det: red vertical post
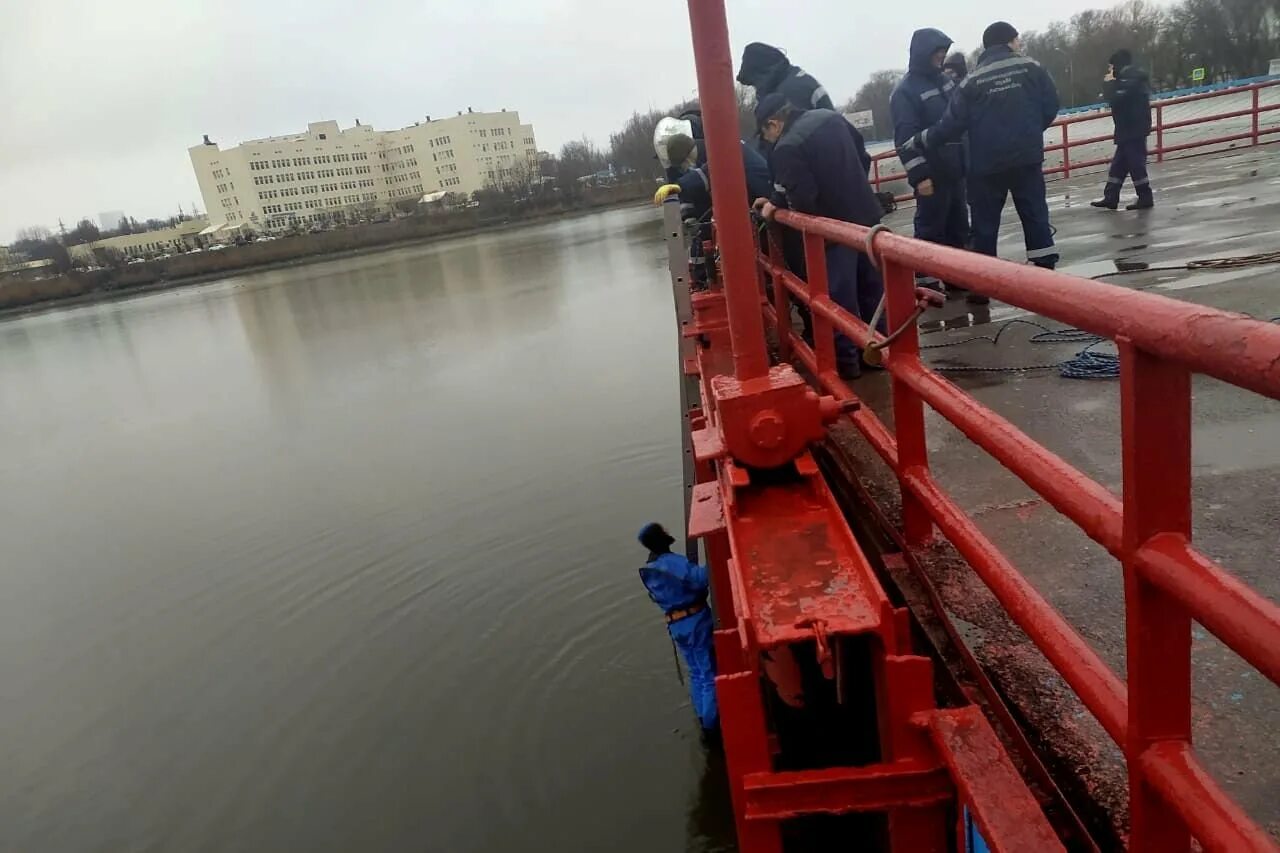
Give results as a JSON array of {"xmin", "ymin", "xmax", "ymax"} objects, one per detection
[
  {"xmin": 1251, "ymin": 86, "xmax": 1261, "ymax": 146},
  {"xmin": 803, "ymin": 231, "xmax": 837, "ymax": 376},
  {"xmin": 883, "ymin": 257, "xmax": 933, "ymax": 546},
  {"xmin": 685, "ymin": 0, "xmax": 769, "ymax": 381},
  {"xmin": 1155, "ymin": 104, "xmax": 1165, "ymax": 162},
  {"xmin": 1061, "ymin": 123, "xmax": 1071, "ymax": 179},
  {"xmin": 1119, "ymin": 340, "xmax": 1192, "ymax": 853},
  {"xmin": 873, "ymin": 157, "xmax": 881, "ymax": 193},
  {"xmin": 718, "ymin": 671, "xmax": 784, "ymax": 853},
  {"xmin": 766, "ymin": 226, "xmax": 791, "ymax": 363}
]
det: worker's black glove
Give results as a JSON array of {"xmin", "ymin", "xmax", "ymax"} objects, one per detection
[{"xmin": 876, "ymin": 192, "xmax": 897, "ymax": 215}]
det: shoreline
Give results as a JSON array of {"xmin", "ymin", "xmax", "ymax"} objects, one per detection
[{"xmin": 0, "ymin": 196, "xmax": 648, "ymax": 322}]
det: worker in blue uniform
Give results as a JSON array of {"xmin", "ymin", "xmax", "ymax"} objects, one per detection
[
  {"xmin": 908, "ymin": 22, "xmax": 1061, "ymax": 272},
  {"xmin": 891, "ymin": 29, "xmax": 973, "ymax": 300},
  {"xmin": 736, "ymin": 43, "xmax": 835, "ymax": 112},
  {"xmin": 752, "ymin": 93, "xmax": 885, "ymax": 380},
  {"xmin": 638, "ymin": 522, "xmax": 719, "ymax": 739},
  {"xmin": 1091, "ymin": 49, "xmax": 1154, "ymax": 210},
  {"xmin": 653, "ymin": 113, "xmax": 773, "ymax": 287}
]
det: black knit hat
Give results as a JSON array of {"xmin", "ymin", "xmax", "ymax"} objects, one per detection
[
  {"xmin": 1109, "ymin": 49, "xmax": 1133, "ymax": 68},
  {"xmin": 982, "ymin": 21, "xmax": 1019, "ymax": 48},
  {"xmin": 638, "ymin": 522, "xmax": 675, "ymax": 553}
]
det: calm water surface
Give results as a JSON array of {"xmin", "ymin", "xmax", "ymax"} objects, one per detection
[{"xmin": 0, "ymin": 207, "xmax": 735, "ymax": 852}]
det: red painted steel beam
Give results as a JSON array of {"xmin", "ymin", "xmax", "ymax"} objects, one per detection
[
  {"xmin": 760, "ymin": 302, "xmax": 900, "ymax": 469},
  {"xmin": 899, "ymin": 467, "xmax": 1129, "ymax": 745},
  {"xmin": 768, "ymin": 249, "xmax": 1129, "ymax": 554},
  {"xmin": 741, "ymin": 761, "xmax": 953, "ymax": 820},
  {"xmin": 684, "ymin": 0, "xmax": 768, "ymax": 381},
  {"xmin": 922, "ymin": 707, "xmax": 1065, "ymax": 853},
  {"xmin": 772, "ymin": 211, "xmax": 1280, "ymax": 400},
  {"xmin": 1138, "ymin": 741, "xmax": 1280, "ymax": 853},
  {"xmin": 1150, "ymin": 80, "xmax": 1279, "ymax": 109},
  {"xmin": 1134, "ymin": 533, "xmax": 1280, "ymax": 685},
  {"xmin": 892, "ymin": 358, "xmax": 1124, "ymax": 554}
]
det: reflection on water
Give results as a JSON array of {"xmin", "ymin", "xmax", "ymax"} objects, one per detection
[{"xmin": 0, "ymin": 207, "xmax": 734, "ymax": 852}]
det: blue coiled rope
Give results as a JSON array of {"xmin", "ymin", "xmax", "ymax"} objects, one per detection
[{"xmin": 920, "ymin": 319, "xmax": 1121, "ymax": 379}]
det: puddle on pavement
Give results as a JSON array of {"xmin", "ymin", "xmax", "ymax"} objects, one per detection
[{"xmin": 1173, "ymin": 194, "xmax": 1258, "ymax": 209}]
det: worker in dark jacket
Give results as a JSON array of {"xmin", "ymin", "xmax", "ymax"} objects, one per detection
[
  {"xmin": 638, "ymin": 522, "xmax": 718, "ymax": 740},
  {"xmin": 653, "ymin": 115, "xmax": 773, "ymax": 285},
  {"xmin": 752, "ymin": 94, "xmax": 885, "ymax": 379},
  {"xmin": 891, "ymin": 28, "xmax": 970, "ymax": 297},
  {"xmin": 654, "ymin": 132, "xmax": 774, "ymax": 223},
  {"xmin": 736, "ymin": 43, "xmax": 835, "ymax": 112},
  {"xmin": 909, "ymin": 22, "xmax": 1061, "ymax": 271},
  {"xmin": 1091, "ymin": 49, "xmax": 1154, "ymax": 210}
]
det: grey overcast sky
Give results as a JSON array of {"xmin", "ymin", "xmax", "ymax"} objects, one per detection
[{"xmin": 2, "ymin": 0, "xmax": 1139, "ymax": 240}]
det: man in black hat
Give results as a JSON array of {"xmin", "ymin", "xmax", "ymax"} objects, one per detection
[
  {"xmin": 752, "ymin": 93, "xmax": 884, "ymax": 379},
  {"xmin": 1091, "ymin": 49, "xmax": 1154, "ymax": 210},
  {"xmin": 736, "ymin": 43, "xmax": 835, "ymax": 113},
  {"xmin": 637, "ymin": 522, "xmax": 718, "ymax": 740},
  {"xmin": 906, "ymin": 21, "xmax": 1061, "ymax": 273}
]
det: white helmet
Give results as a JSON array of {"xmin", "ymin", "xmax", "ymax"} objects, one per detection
[{"xmin": 653, "ymin": 117, "xmax": 697, "ymax": 169}]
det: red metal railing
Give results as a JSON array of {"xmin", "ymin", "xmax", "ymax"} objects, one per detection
[
  {"xmin": 756, "ymin": 211, "xmax": 1280, "ymax": 852},
  {"xmin": 868, "ymin": 78, "xmax": 1280, "ymax": 195}
]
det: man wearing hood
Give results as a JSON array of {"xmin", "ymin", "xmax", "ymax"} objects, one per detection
[
  {"xmin": 907, "ymin": 21, "xmax": 1060, "ymax": 272},
  {"xmin": 890, "ymin": 29, "xmax": 973, "ymax": 300},
  {"xmin": 736, "ymin": 43, "xmax": 835, "ymax": 112},
  {"xmin": 1091, "ymin": 49, "xmax": 1154, "ymax": 210}
]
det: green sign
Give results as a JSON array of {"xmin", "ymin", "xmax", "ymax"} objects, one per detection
[{"xmin": 1191, "ymin": 67, "xmax": 1206, "ymax": 82}]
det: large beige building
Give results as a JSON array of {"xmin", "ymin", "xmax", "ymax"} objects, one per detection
[{"xmin": 190, "ymin": 110, "xmax": 537, "ymax": 232}]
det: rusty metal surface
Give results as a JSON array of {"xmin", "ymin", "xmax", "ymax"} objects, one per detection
[
  {"xmin": 731, "ymin": 476, "xmax": 888, "ymax": 649},
  {"xmin": 924, "ymin": 707, "xmax": 1065, "ymax": 853}
]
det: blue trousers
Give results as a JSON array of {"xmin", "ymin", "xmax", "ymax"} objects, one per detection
[
  {"xmin": 968, "ymin": 164, "xmax": 1058, "ymax": 269},
  {"xmin": 913, "ymin": 178, "xmax": 969, "ymax": 289},
  {"xmin": 826, "ymin": 244, "xmax": 886, "ymax": 367},
  {"xmin": 1103, "ymin": 138, "xmax": 1152, "ymax": 203},
  {"xmin": 670, "ymin": 608, "xmax": 718, "ymax": 730}
]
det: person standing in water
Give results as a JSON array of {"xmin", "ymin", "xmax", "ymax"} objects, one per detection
[{"xmin": 637, "ymin": 522, "xmax": 718, "ymax": 741}]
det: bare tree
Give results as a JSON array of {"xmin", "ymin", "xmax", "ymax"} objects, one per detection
[
  {"xmin": 15, "ymin": 225, "xmax": 53, "ymax": 243},
  {"xmin": 847, "ymin": 70, "xmax": 904, "ymax": 140},
  {"xmin": 67, "ymin": 219, "xmax": 101, "ymax": 246},
  {"xmin": 610, "ymin": 109, "xmax": 668, "ymax": 180},
  {"xmin": 556, "ymin": 138, "xmax": 608, "ymax": 194}
]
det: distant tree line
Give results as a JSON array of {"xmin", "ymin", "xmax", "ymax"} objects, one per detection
[{"xmin": 844, "ymin": 0, "xmax": 1280, "ymax": 140}]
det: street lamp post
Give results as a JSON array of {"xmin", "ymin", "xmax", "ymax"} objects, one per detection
[{"xmin": 1050, "ymin": 48, "xmax": 1076, "ymax": 106}]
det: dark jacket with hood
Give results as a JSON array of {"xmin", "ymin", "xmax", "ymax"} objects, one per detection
[
  {"xmin": 915, "ymin": 44, "xmax": 1060, "ymax": 176},
  {"xmin": 1104, "ymin": 53, "xmax": 1152, "ymax": 141},
  {"xmin": 737, "ymin": 43, "xmax": 835, "ymax": 112},
  {"xmin": 768, "ymin": 108, "xmax": 882, "ymax": 227},
  {"xmin": 890, "ymin": 29, "xmax": 965, "ymax": 187}
]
